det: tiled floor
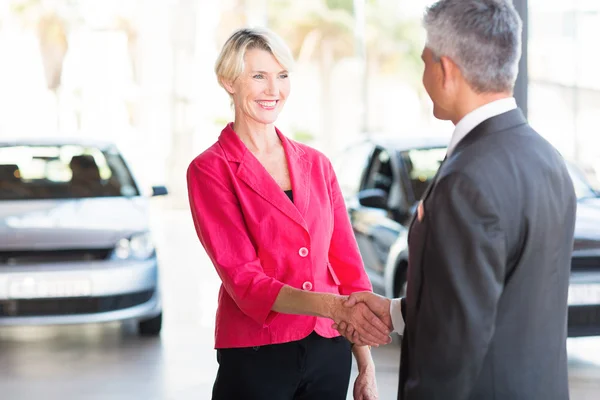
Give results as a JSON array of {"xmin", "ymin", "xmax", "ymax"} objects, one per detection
[{"xmin": 0, "ymin": 208, "xmax": 598, "ymax": 399}]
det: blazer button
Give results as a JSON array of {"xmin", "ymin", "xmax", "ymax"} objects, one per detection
[
  {"xmin": 302, "ymin": 281, "xmax": 313, "ymax": 291},
  {"xmin": 298, "ymin": 247, "xmax": 309, "ymax": 257}
]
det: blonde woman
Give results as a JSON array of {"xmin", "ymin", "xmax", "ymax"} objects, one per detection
[{"xmin": 187, "ymin": 28, "xmax": 390, "ymax": 399}]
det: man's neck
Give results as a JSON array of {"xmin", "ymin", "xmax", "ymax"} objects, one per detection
[{"xmin": 451, "ymin": 92, "xmax": 513, "ymax": 125}]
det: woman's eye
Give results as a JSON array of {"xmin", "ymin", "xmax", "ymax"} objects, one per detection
[
  {"xmin": 253, "ymin": 74, "xmax": 264, "ymax": 79},
  {"xmin": 279, "ymin": 74, "xmax": 289, "ymax": 79}
]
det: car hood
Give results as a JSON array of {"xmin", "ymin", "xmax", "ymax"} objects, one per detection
[
  {"xmin": 0, "ymin": 197, "xmax": 150, "ymax": 250},
  {"xmin": 574, "ymin": 197, "xmax": 600, "ymax": 252}
]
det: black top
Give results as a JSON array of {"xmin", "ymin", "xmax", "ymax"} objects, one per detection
[{"xmin": 284, "ymin": 189, "xmax": 293, "ymax": 202}]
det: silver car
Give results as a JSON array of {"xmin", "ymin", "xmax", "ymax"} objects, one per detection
[{"xmin": 0, "ymin": 139, "xmax": 166, "ymax": 336}]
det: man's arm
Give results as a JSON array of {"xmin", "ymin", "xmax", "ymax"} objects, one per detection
[
  {"xmin": 404, "ymin": 173, "xmax": 505, "ymax": 399},
  {"xmin": 390, "ymin": 297, "xmax": 405, "ymax": 333}
]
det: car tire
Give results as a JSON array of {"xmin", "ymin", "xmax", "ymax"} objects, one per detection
[{"xmin": 138, "ymin": 312, "xmax": 162, "ymax": 336}]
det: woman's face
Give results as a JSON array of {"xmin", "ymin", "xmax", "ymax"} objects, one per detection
[{"xmin": 228, "ymin": 48, "xmax": 290, "ymax": 126}]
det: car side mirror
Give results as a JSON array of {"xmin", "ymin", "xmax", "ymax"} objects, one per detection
[
  {"xmin": 357, "ymin": 188, "xmax": 388, "ymax": 209},
  {"xmin": 151, "ymin": 185, "xmax": 168, "ymax": 197}
]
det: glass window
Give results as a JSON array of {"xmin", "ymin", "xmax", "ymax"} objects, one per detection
[
  {"xmin": 529, "ymin": 1, "xmax": 600, "ymax": 178},
  {"xmin": 400, "ymin": 147, "xmax": 446, "ymax": 201},
  {"xmin": 0, "ymin": 145, "xmax": 139, "ymax": 200}
]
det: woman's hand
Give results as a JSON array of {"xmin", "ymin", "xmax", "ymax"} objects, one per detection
[{"xmin": 353, "ymin": 364, "xmax": 378, "ymax": 400}]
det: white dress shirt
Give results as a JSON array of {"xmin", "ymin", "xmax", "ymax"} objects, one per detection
[
  {"xmin": 447, "ymin": 97, "xmax": 517, "ymax": 157},
  {"xmin": 388, "ymin": 97, "xmax": 518, "ymax": 333}
]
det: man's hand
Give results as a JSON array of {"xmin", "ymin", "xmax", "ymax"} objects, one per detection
[
  {"xmin": 332, "ymin": 292, "xmax": 393, "ymax": 346},
  {"xmin": 328, "ymin": 296, "xmax": 391, "ymax": 347}
]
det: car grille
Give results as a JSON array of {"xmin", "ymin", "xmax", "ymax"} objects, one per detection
[
  {"xmin": 0, "ymin": 289, "xmax": 154, "ymax": 317},
  {"xmin": 0, "ymin": 249, "xmax": 112, "ymax": 265},
  {"xmin": 568, "ymin": 305, "xmax": 600, "ymax": 337}
]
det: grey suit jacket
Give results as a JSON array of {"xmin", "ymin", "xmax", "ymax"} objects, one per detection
[{"xmin": 398, "ymin": 109, "xmax": 576, "ymax": 400}]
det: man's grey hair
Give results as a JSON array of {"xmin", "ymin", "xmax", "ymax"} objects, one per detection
[{"xmin": 423, "ymin": 0, "xmax": 522, "ymax": 93}]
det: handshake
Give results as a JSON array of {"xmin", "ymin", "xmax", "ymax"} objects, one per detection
[{"xmin": 329, "ymin": 292, "xmax": 394, "ymax": 347}]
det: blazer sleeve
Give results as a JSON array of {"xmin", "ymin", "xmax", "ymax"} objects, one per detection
[
  {"xmin": 405, "ymin": 173, "xmax": 505, "ymax": 399},
  {"xmin": 326, "ymin": 161, "xmax": 373, "ymax": 295},
  {"xmin": 187, "ymin": 161, "xmax": 285, "ymax": 327}
]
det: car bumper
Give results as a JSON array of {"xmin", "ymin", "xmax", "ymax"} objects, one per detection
[
  {"xmin": 568, "ymin": 272, "xmax": 600, "ymax": 337},
  {"xmin": 0, "ymin": 258, "xmax": 161, "ymax": 326}
]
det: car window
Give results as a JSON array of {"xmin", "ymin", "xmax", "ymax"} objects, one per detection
[
  {"xmin": 0, "ymin": 145, "xmax": 139, "ymax": 200},
  {"xmin": 334, "ymin": 142, "xmax": 373, "ymax": 198},
  {"xmin": 364, "ymin": 148, "xmax": 395, "ymax": 195},
  {"xmin": 400, "ymin": 147, "xmax": 446, "ymax": 202}
]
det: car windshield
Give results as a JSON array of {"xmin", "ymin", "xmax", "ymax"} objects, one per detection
[
  {"xmin": 401, "ymin": 147, "xmax": 447, "ymax": 202},
  {"xmin": 0, "ymin": 144, "xmax": 139, "ymax": 200}
]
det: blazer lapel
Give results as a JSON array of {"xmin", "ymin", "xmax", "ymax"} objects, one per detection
[
  {"xmin": 277, "ymin": 128, "xmax": 312, "ymax": 219},
  {"xmin": 218, "ymin": 124, "xmax": 309, "ymax": 231}
]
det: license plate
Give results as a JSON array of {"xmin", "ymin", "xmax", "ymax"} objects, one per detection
[
  {"xmin": 8, "ymin": 277, "xmax": 92, "ymax": 299},
  {"xmin": 568, "ymin": 284, "xmax": 600, "ymax": 306}
]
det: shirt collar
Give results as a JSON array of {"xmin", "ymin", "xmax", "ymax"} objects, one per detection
[{"xmin": 447, "ymin": 97, "xmax": 517, "ymax": 156}]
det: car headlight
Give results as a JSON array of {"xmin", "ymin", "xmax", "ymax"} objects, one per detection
[{"xmin": 113, "ymin": 232, "xmax": 155, "ymax": 260}]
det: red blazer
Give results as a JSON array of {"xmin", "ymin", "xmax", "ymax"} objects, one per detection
[{"xmin": 187, "ymin": 123, "xmax": 372, "ymax": 348}]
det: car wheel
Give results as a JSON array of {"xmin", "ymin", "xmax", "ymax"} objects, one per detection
[
  {"xmin": 397, "ymin": 281, "xmax": 407, "ymax": 298},
  {"xmin": 138, "ymin": 312, "xmax": 162, "ymax": 336}
]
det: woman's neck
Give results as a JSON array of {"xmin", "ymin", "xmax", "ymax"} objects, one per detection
[{"xmin": 233, "ymin": 118, "xmax": 279, "ymax": 155}]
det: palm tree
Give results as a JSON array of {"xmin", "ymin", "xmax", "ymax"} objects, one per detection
[
  {"xmin": 269, "ymin": 0, "xmax": 355, "ymax": 151},
  {"xmin": 36, "ymin": 12, "xmax": 68, "ymax": 94},
  {"xmin": 364, "ymin": 4, "xmax": 423, "ymax": 84},
  {"xmin": 363, "ymin": 2, "xmax": 428, "ymax": 125},
  {"xmin": 10, "ymin": 0, "xmax": 144, "ymax": 129},
  {"xmin": 10, "ymin": 0, "xmax": 70, "ymax": 128}
]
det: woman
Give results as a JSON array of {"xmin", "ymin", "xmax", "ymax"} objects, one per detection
[{"xmin": 187, "ymin": 27, "xmax": 390, "ymax": 400}]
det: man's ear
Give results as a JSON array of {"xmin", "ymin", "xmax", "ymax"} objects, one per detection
[
  {"xmin": 221, "ymin": 78, "xmax": 235, "ymax": 95},
  {"xmin": 439, "ymin": 56, "xmax": 459, "ymax": 90}
]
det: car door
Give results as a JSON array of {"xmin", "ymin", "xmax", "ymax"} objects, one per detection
[{"xmin": 349, "ymin": 147, "xmax": 406, "ymax": 292}]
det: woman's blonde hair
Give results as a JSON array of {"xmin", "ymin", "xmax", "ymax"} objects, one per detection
[{"xmin": 215, "ymin": 27, "xmax": 295, "ymax": 93}]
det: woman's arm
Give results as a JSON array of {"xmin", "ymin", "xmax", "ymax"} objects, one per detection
[
  {"xmin": 272, "ymin": 285, "xmax": 391, "ymax": 345},
  {"xmin": 187, "ymin": 161, "xmax": 285, "ymax": 326},
  {"xmin": 352, "ymin": 345, "xmax": 378, "ymax": 400}
]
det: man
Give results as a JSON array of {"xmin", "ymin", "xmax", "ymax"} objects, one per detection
[{"xmin": 335, "ymin": 0, "xmax": 576, "ymax": 399}]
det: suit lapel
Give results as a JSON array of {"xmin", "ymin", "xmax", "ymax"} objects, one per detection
[
  {"xmin": 407, "ymin": 108, "xmax": 527, "ymax": 233},
  {"xmin": 219, "ymin": 124, "xmax": 309, "ymax": 231},
  {"xmin": 451, "ymin": 108, "xmax": 527, "ymax": 157}
]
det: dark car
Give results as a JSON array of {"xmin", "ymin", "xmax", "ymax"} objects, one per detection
[{"xmin": 335, "ymin": 136, "xmax": 600, "ymax": 337}]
